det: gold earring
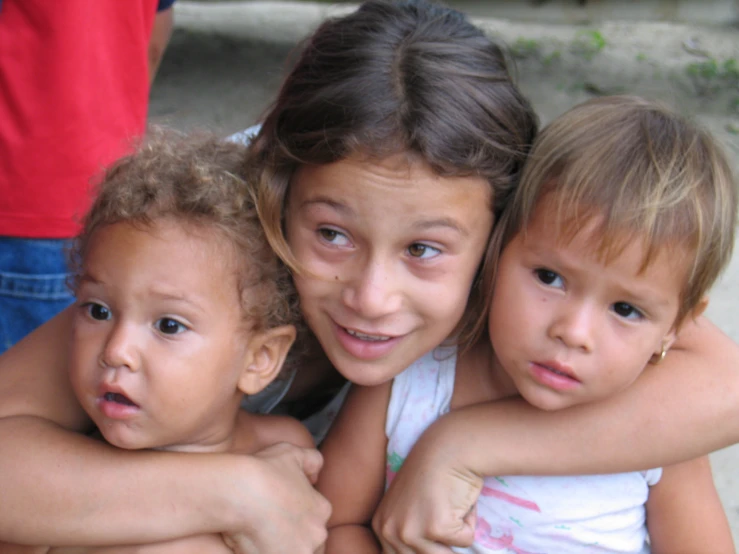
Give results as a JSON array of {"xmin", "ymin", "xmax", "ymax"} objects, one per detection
[{"xmin": 650, "ymin": 344, "xmax": 668, "ymax": 365}]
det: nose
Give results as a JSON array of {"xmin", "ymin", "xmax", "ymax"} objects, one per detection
[
  {"xmin": 549, "ymin": 299, "xmax": 596, "ymax": 353},
  {"xmin": 99, "ymin": 322, "xmax": 140, "ymax": 372},
  {"xmin": 340, "ymin": 255, "xmax": 403, "ymax": 320}
]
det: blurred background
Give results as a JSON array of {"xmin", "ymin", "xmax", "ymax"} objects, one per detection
[{"xmin": 148, "ymin": 0, "xmax": 739, "ymax": 545}]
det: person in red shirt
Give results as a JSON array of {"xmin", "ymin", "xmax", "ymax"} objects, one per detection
[{"xmin": 0, "ymin": 0, "xmax": 175, "ymax": 353}]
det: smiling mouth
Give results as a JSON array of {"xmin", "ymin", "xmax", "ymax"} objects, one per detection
[
  {"xmin": 103, "ymin": 392, "xmax": 138, "ymax": 407},
  {"xmin": 345, "ymin": 328, "xmax": 392, "ymax": 342}
]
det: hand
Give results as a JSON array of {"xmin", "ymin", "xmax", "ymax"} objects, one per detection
[
  {"xmin": 372, "ymin": 443, "xmax": 483, "ymax": 554},
  {"xmin": 223, "ymin": 443, "xmax": 331, "ymax": 554}
]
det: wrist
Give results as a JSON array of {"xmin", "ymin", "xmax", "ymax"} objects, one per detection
[
  {"xmin": 199, "ymin": 453, "xmax": 263, "ymax": 533},
  {"xmin": 418, "ymin": 404, "xmax": 507, "ymax": 477}
]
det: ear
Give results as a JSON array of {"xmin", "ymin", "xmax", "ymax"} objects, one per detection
[
  {"xmin": 652, "ymin": 297, "xmax": 710, "ymax": 364},
  {"xmin": 237, "ymin": 325, "xmax": 297, "ymax": 396},
  {"xmin": 690, "ymin": 296, "xmax": 709, "ymax": 320}
]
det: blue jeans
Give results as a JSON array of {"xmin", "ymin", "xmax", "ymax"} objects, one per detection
[{"xmin": 0, "ymin": 237, "xmax": 75, "ymax": 354}]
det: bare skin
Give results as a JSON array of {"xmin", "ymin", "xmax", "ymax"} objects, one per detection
[
  {"xmin": 372, "ymin": 317, "xmax": 739, "ymax": 553},
  {"xmin": 0, "ymin": 309, "xmax": 330, "ymax": 552}
]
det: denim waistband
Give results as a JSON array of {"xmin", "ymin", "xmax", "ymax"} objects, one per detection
[{"xmin": 0, "ymin": 237, "xmax": 74, "ymax": 299}]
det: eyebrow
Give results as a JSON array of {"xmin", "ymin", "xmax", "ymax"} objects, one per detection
[
  {"xmin": 301, "ymin": 196, "xmax": 355, "ymax": 216},
  {"xmin": 302, "ymin": 196, "xmax": 469, "ymax": 236},
  {"xmin": 78, "ymin": 273, "xmax": 208, "ymax": 313},
  {"xmin": 526, "ymin": 244, "xmax": 675, "ymax": 310},
  {"xmin": 77, "ymin": 273, "xmax": 101, "ymax": 286},
  {"xmin": 410, "ymin": 218, "xmax": 468, "ymax": 236}
]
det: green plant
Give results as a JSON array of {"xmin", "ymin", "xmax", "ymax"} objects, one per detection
[
  {"xmin": 685, "ymin": 57, "xmax": 739, "ymax": 97},
  {"xmin": 543, "ymin": 50, "xmax": 562, "ymax": 67},
  {"xmin": 511, "ymin": 37, "xmax": 540, "ymax": 60},
  {"xmin": 571, "ymin": 30, "xmax": 606, "ymax": 61}
]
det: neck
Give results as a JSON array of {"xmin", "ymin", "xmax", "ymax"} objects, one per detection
[
  {"xmin": 153, "ymin": 426, "xmax": 237, "ymax": 455},
  {"xmin": 454, "ymin": 338, "xmax": 519, "ymax": 408}
]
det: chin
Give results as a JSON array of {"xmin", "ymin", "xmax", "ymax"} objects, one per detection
[{"xmin": 521, "ymin": 392, "xmax": 574, "ymax": 412}]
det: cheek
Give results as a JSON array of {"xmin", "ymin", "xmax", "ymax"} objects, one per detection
[{"xmin": 292, "ymin": 271, "xmax": 328, "ymax": 308}]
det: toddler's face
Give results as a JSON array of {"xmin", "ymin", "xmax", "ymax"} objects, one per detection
[
  {"xmin": 488, "ymin": 200, "xmax": 690, "ymax": 411},
  {"xmin": 69, "ymin": 220, "xmax": 254, "ymax": 451},
  {"xmin": 285, "ymin": 153, "xmax": 493, "ymax": 386}
]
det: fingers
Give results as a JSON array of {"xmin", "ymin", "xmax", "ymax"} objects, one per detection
[
  {"xmin": 373, "ymin": 512, "xmax": 474, "ymax": 554},
  {"xmin": 299, "ymin": 447, "xmax": 325, "ymax": 484},
  {"xmin": 378, "ymin": 536, "xmax": 458, "ymax": 554}
]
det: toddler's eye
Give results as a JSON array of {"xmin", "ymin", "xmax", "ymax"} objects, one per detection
[
  {"xmin": 155, "ymin": 318, "xmax": 187, "ymax": 335},
  {"xmin": 408, "ymin": 243, "xmax": 441, "ymax": 259},
  {"xmin": 534, "ymin": 268, "xmax": 563, "ymax": 288},
  {"xmin": 612, "ymin": 302, "xmax": 643, "ymax": 321},
  {"xmin": 86, "ymin": 303, "xmax": 111, "ymax": 321},
  {"xmin": 317, "ymin": 228, "xmax": 350, "ymax": 247}
]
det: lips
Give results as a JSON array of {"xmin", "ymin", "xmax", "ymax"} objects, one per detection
[
  {"xmin": 537, "ymin": 362, "xmax": 578, "ymax": 381},
  {"xmin": 103, "ymin": 391, "xmax": 138, "ymax": 407},
  {"xmin": 333, "ymin": 322, "xmax": 403, "ymax": 362},
  {"xmin": 529, "ymin": 360, "xmax": 581, "ymax": 391},
  {"xmin": 96, "ymin": 385, "xmax": 141, "ymax": 419}
]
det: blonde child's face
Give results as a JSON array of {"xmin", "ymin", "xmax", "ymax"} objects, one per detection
[
  {"xmin": 69, "ymin": 219, "xmax": 256, "ymax": 451},
  {"xmin": 488, "ymin": 199, "xmax": 691, "ymax": 411},
  {"xmin": 285, "ymin": 153, "xmax": 493, "ymax": 386}
]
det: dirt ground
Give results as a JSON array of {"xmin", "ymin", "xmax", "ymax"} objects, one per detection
[{"xmin": 149, "ymin": 1, "xmax": 739, "ymax": 544}]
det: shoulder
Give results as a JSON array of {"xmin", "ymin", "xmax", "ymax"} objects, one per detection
[{"xmin": 249, "ymin": 412, "xmax": 316, "ymax": 450}]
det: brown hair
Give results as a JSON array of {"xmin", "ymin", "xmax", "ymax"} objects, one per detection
[
  {"xmin": 71, "ymin": 128, "xmax": 296, "ymax": 333},
  {"xmin": 488, "ymin": 95, "xmax": 737, "ymax": 326},
  {"xmin": 246, "ymin": 0, "xmax": 538, "ymax": 344}
]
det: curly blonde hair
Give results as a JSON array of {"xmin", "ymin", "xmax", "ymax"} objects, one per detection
[{"xmin": 71, "ymin": 128, "xmax": 297, "ymax": 334}]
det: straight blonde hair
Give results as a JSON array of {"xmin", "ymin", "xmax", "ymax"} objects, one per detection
[{"xmin": 484, "ymin": 95, "xmax": 737, "ymax": 327}]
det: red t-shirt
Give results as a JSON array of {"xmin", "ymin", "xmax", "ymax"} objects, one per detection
[{"xmin": 0, "ymin": 0, "xmax": 159, "ymax": 238}]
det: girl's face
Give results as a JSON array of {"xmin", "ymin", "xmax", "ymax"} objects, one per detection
[
  {"xmin": 488, "ymin": 199, "xmax": 690, "ymax": 411},
  {"xmin": 285, "ymin": 153, "xmax": 493, "ymax": 385}
]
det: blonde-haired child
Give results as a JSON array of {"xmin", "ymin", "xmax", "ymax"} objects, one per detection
[
  {"xmin": 0, "ymin": 130, "xmax": 315, "ymax": 554},
  {"xmin": 319, "ymin": 96, "xmax": 737, "ymax": 553}
]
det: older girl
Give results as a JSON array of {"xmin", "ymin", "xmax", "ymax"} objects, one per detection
[{"xmin": 1, "ymin": 1, "xmax": 738, "ymax": 553}]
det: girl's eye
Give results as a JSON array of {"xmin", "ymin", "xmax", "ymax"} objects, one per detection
[
  {"xmin": 317, "ymin": 228, "xmax": 350, "ymax": 247},
  {"xmin": 408, "ymin": 243, "xmax": 441, "ymax": 259},
  {"xmin": 612, "ymin": 302, "xmax": 644, "ymax": 321},
  {"xmin": 155, "ymin": 318, "xmax": 187, "ymax": 335},
  {"xmin": 86, "ymin": 303, "xmax": 111, "ymax": 321},
  {"xmin": 534, "ymin": 268, "xmax": 563, "ymax": 288}
]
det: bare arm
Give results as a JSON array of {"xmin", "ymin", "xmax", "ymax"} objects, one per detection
[
  {"xmin": 374, "ymin": 317, "xmax": 739, "ymax": 552},
  {"xmin": 437, "ymin": 317, "xmax": 739, "ymax": 476},
  {"xmin": 317, "ymin": 384, "xmax": 391, "ymax": 554},
  {"xmin": 647, "ymin": 456, "xmax": 735, "ymax": 554},
  {"xmin": 148, "ymin": 6, "xmax": 174, "ymax": 83},
  {"xmin": 0, "ymin": 308, "xmax": 329, "ymax": 552}
]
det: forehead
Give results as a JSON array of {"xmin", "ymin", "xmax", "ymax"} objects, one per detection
[
  {"xmin": 289, "ymin": 153, "xmax": 492, "ymax": 218},
  {"xmin": 85, "ymin": 220, "xmax": 240, "ymax": 296},
  {"xmin": 524, "ymin": 197, "xmax": 694, "ymax": 282}
]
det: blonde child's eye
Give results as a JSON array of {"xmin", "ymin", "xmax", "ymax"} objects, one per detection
[
  {"xmin": 612, "ymin": 302, "xmax": 643, "ymax": 321},
  {"xmin": 85, "ymin": 302, "xmax": 111, "ymax": 321},
  {"xmin": 534, "ymin": 268, "xmax": 563, "ymax": 288},
  {"xmin": 155, "ymin": 318, "xmax": 187, "ymax": 335},
  {"xmin": 408, "ymin": 243, "xmax": 440, "ymax": 259}
]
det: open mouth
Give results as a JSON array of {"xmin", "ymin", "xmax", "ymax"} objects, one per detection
[
  {"xmin": 345, "ymin": 328, "xmax": 392, "ymax": 342},
  {"xmin": 103, "ymin": 392, "xmax": 138, "ymax": 407}
]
